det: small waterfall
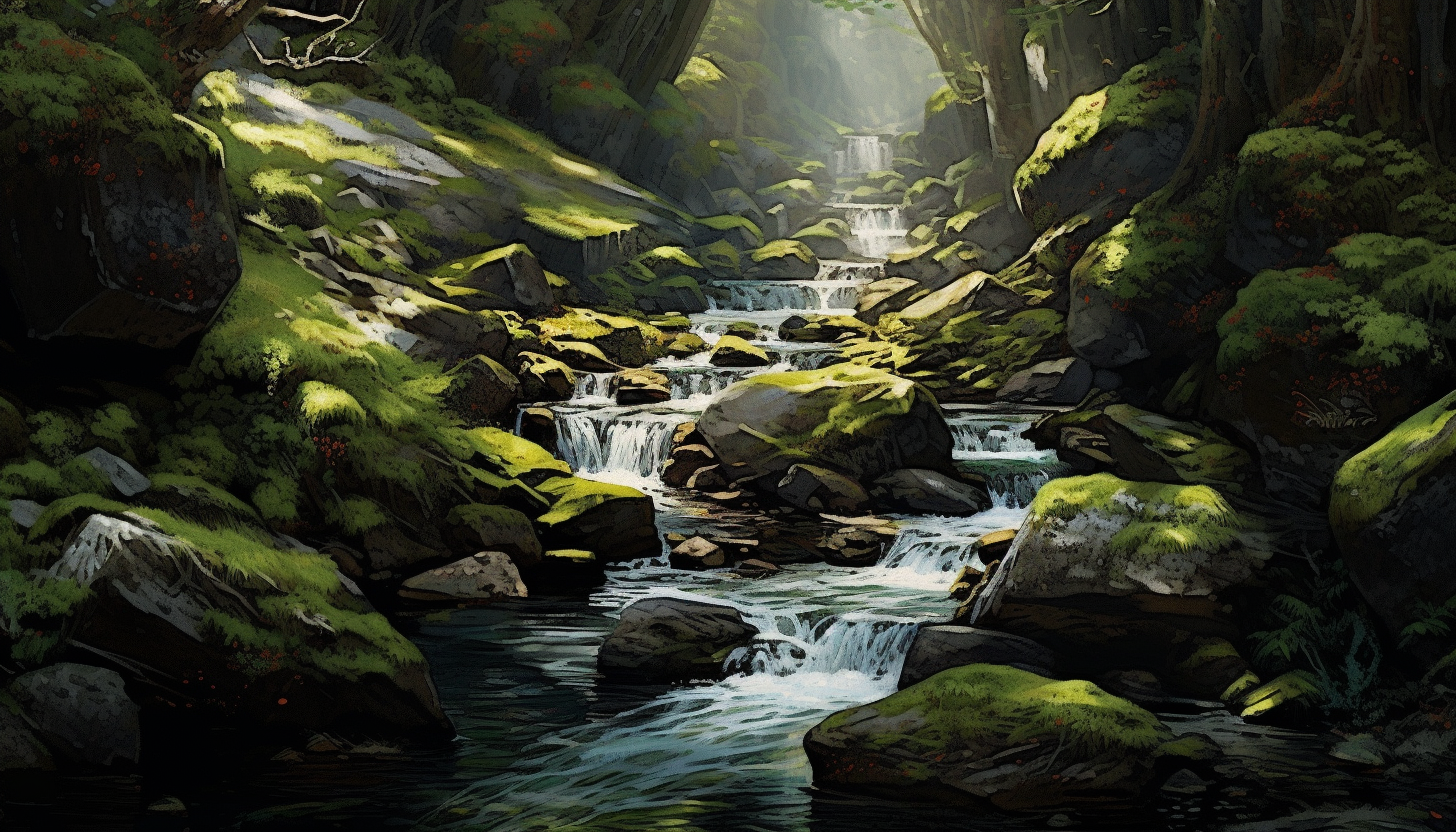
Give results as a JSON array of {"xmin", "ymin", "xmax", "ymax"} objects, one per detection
[
  {"xmin": 664, "ymin": 367, "xmax": 767, "ymax": 399},
  {"xmin": 950, "ymin": 418, "xmax": 1040, "ymax": 457},
  {"xmin": 819, "ymin": 260, "xmax": 886, "ymax": 282},
  {"xmin": 842, "ymin": 205, "xmax": 909, "ymax": 259},
  {"xmin": 554, "ymin": 409, "xmax": 682, "ymax": 483},
  {"xmin": 835, "ymin": 135, "xmax": 894, "ymax": 176},
  {"xmin": 573, "ymin": 372, "xmax": 617, "ymax": 402},
  {"xmin": 708, "ymin": 280, "xmax": 862, "ymax": 313},
  {"xmin": 878, "ymin": 526, "xmax": 986, "ymax": 575},
  {"xmin": 730, "ymin": 613, "xmax": 918, "ymax": 680},
  {"xmin": 989, "ymin": 471, "xmax": 1052, "ymax": 509}
]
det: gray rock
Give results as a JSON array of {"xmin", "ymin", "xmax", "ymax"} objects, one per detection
[
  {"xmin": 996, "ymin": 358, "xmax": 1093, "ymax": 405},
  {"xmin": 598, "ymin": 597, "xmax": 759, "ymax": 683},
  {"xmin": 398, "ymin": 552, "xmax": 527, "ymax": 603},
  {"xmin": 7, "ymin": 499, "xmax": 43, "ymax": 529},
  {"xmin": 871, "ymin": 469, "xmax": 990, "ymax": 516},
  {"xmin": 77, "ymin": 448, "xmax": 151, "ymax": 497},
  {"xmin": 669, "ymin": 537, "xmax": 727, "ymax": 570},
  {"xmin": 897, "ymin": 626, "xmax": 1057, "ymax": 689},
  {"xmin": 776, "ymin": 465, "xmax": 869, "ymax": 514},
  {"xmin": 9, "ymin": 663, "xmax": 140, "ymax": 767},
  {"xmin": 1067, "ymin": 286, "xmax": 1150, "ymax": 368}
]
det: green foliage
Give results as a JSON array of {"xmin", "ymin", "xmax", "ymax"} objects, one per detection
[
  {"xmin": 0, "ymin": 569, "xmax": 88, "ymax": 664},
  {"xmin": 844, "ymin": 308, "xmax": 1065, "ymax": 396},
  {"xmin": 542, "ymin": 64, "xmax": 642, "ymax": 115},
  {"xmin": 458, "ymin": 0, "xmax": 569, "ymax": 68},
  {"xmin": 1331, "ymin": 389, "xmax": 1456, "ymax": 531},
  {"xmin": 749, "ymin": 239, "xmax": 814, "ymax": 264},
  {"xmin": 1030, "ymin": 474, "xmax": 1246, "ymax": 561}
]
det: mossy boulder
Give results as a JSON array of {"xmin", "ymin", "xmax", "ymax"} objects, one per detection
[
  {"xmin": 990, "ymin": 474, "xmax": 1268, "ymax": 602},
  {"xmin": 890, "ymin": 272, "xmax": 1027, "ymax": 333},
  {"xmin": 430, "ymin": 244, "xmax": 554, "ymax": 316},
  {"xmin": 1033, "ymin": 402, "xmax": 1260, "ymax": 494},
  {"xmin": 445, "ymin": 355, "xmax": 522, "ymax": 425},
  {"xmin": 698, "ymin": 365, "xmax": 953, "ymax": 488},
  {"xmin": 446, "ymin": 503, "xmax": 543, "ymax": 568},
  {"xmin": 805, "ymin": 664, "xmax": 1203, "ymax": 810},
  {"xmin": 534, "ymin": 476, "xmax": 657, "ymax": 565},
  {"xmin": 534, "ymin": 308, "xmax": 670, "ymax": 369},
  {"xmin": 517, "ymin": 352, "xmax": 578, "ymax": 401},
  {"xmin": 791, "ymin": 218, "xmax": 852, "ymax": 261},
  {"xmin": 1331, "ymin": 391, "xmax": 1456, "ymax": 651},
  {"xmin": 708, "ymin": 335, "xmax": 771, "ymax": 368},
  {"xmin": 778, "ymin": 314, "xmax": 869, "ymax": 343},
  {"xmin": 51, "ymin": 513, "xmax": 451, "ymax": 736},
  {"xmin": 598, "ymin": 597, "xmax": 758, "ymax": 683},
  {"xmin": 743, "ymin": 239, "xmax": 819, "ymax": 280}
]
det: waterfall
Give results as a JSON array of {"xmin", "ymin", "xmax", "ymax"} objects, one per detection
[
  {"xmin": 573, "ymin": 372, "xmax": 617, "ymax": 402},
  {"xmin": 819, "ymin": 260, "xmax": 886, "ymax": 282},
  {"xmin": 878, "ymin": 525, "xmax": 988, "ymax": 575},
  {"xmin": 950, "ymin": 418, "xmax": 1041, "ymax": 457},
  {"xmin": 708, "ymin": 280, "xmax": 862, "ymax": 313},
  {"xmin": 730, "ymin": 613, "xmax": 919, "ymax": 681},
  {"xmin": 554, "ymin": 409, "xmax": 683, "ymax": 483},
  {"xmin": 835, "ymin": 135, "xmax": 894, "ymax": 175},
  {"xmin": 842, "ymin": 205, "xmax": 909, "ymax": 259}
]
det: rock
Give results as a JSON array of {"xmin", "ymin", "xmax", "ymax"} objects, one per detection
[
  {"xmin": 598, "ymin": 597, "xmax": 759, "ymax": 683},
  {"xmin": 975, "ymin": 529, "xmax": 1018, "ymax": 562},
  {"xmin": 805, "ymin": 664, "xmax": 1194, "ymax": 810},
  {"xmin": 1328, "ymin": 733, "xmax": 1388, "ymax": 767},
  {"xmin": 535, "ymin": 477, "xmax": 658, "ymax": 565},
  {"xmin": 996, "ymin": 358, "xmax": 1094, "ymax": 405},
  {"xmin": 897, "ymin": 627, "xmax": 1058, "ymax": 688},
  {"xmin": 821, "ymin": 527, "xmax": 884, "ymax": 566},
  {"xmin": 446, "ymin": 355, "xmax": 522, "ymax": 424},
  {"xmin": 743, "ymin": 240, "xmax": 820, "ymax": 280},
  {"xmin": 699, "ymin": 365, "xmax": 954, "ymax": 487},
  {"xmin": 49, "ymin": 514, "xmax": 451, "ymax": 736},
  {"xmin": 988, "ymin": 474, "xmax": 1268, "ymax": 603},
  {"xmin": 663, "ymin": 444, "xmax": 716, "ymax": 489},
  {"xmin": 669, "ymin": 537, "xmax": 727, "ymax": 570},
  {"xmin": 7, "ymin": 498, "xmax": 44, "ymax": 530},
  {"xmin": 518, "ymin": 407, "xmax": 558, "ymax": 454},
  {"xmin": 517, "ymin": 352, "xmax": 578, "ymax": 401},
  {"xmin": 870, "ymin": 469, "xmax": 990, "ymax": 516},
  {"xmin": 1033, "ymin": 401, "xmax": 1260, "ymax": 494},
  {"xmin": 856, "ymin": 277, "xmax": 924, "ymax": 326},
  {"xmin": 146, "ymin": 797, "xmax": 189, "ymax": 816},
  {"xmin": 0, "ymin": 699, "xmax": 52, "ymax": 771},
  {"xmin": 447, "ymin": 504, "xmax": 543, "ymax": 568},
  {"xmin": 1331, "ymin": 391, "xmax": 1456, "ymax": 650},
  {"xmin": 384, "ymin": 298, "xmax": 509, "ymax": 364},
  {"xmin": 430, "ymin": 246, "xmax": 555, "ymax": 315},
  {"xmin": 735, "ymin": 559, "xmax": 780, "ymax": 576},
  {"xmin": 535, "ymin": 309, "xmax": 669, "ymax": 369},
  {"xmin": 709, "ymin": 335, "xmax": 772, "ymax": 368},
  {"xmin": 777, "ymin": 314, "xmax": 869, "ymax": 343},
  {"xmin": 776, "ymin": 464, "xmax": 869, "ymax": 514},
  {"xmin": 76, "ymin": 448, "xmax": 151, "ymax": 497},
  {"xmin": 1160, "ymin": 769, "xmax": 1211, "ymax": 796},
  {"xmin": 666, "ymin": 332, "xmax": 708, "ymax": 358},
  {"xmin": 892, "ymin": 271, "xmax": 1027, "ymax": 332},
  {"xmin": 616, "ymin": 368, "xmax": 672, "ymax": 405},
  {"xmin": 8, "ymin": 663, "xmax": 139, "ymax": 767},
  {"xmin": 686, "ymin": 464, "xmax": 732, "ymax": 492},
  {"xmin": 1067, "ymin": 282, "xmax": 1150, "ymax": 368},
  {"xmin": 362, "ymin": 522, "xmax": 447, "ymax": 577},
  {"xmin": 398, "ymin": 552, "xmax": 528, "ymax": 604}
]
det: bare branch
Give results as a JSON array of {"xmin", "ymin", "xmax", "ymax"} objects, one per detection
[
  {"xmin": 258, "ymin": 6, "xmax": 352, "ymax": 25},
  {"xmin": 246, "ymin": 0, "xmax": 376, "ymax": 71}
]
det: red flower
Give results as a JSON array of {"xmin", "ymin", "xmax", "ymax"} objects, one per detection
[{"xmin": 48, "ymin": 155, "xmax": 58, "ymax": 166}]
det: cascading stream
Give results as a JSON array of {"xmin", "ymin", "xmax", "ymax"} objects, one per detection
[{"xmin": 835, "ymin": 204, "xmax": 909, "ymax": 259}]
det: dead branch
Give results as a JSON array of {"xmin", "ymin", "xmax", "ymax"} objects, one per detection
[{"xmin": 246, "ymin": 0, "xmax": 376, "ymax": 70}]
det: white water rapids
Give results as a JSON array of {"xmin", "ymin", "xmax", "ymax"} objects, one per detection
[{"xmin": 429, "ymin": 257, "xmax": 1064, "ymax": 831}]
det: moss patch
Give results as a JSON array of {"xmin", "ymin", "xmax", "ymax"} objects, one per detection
[{"xmin": 1331, "ymin": 390, "xmax": 1456, "ymax": 531}]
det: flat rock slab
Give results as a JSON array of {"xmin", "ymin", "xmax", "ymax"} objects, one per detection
[{"xmin": 77, "ymin": 448, "xmax": 151, "ymax": 497}]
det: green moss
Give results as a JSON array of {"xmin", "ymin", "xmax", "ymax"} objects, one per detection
[
  {"xmin": 535, "ymin": 476, "xmax": 643, "ymax": 526},
  {"xmin": 1031, "ymin": 474, "xmax": 1245, "ymax": 560},
  {"xmin": 825, "ymin": 664, "xmax": 1174, "ymax": 760},
  {"xmin": 793, "ymin": 218, "xmax": 851, "ymax": 241},
  {"xmin": 296, "ymin": 381, "xmax": 368, "ymax": 430},
  {"xmin": 1101, "ymin": 404, "xmax": 1256, "ymax": 492},
  {"xmin": 542, "ymin": 64, "xmax": 642, "ymax": 115},
  {"xmin": 757, "ymin": 179, "xmax": 823, "ymax": 204},
  {"xmin": 1331, "ymin": 390, "xmax": 1456, "ymax": 530},
  {"xmin": 27, "ymin": 492, "xmax": 130, "ymax": 541},
  {"xmin": 0, "ymin": 569, "xmax": 89, "ymax": 664},
  {"xmin": 1015, "ymin": 46, "xmax": 1199, "ymax": 194},
  {"xmin": 749, "ymin": 239, "xmax": 814, "ymax": 264},
  {"xmin": 458, "ymin": 426, "xmax": 570, "ymax": 482},
  {"xmin": 698, "ymin": 214, "xmax": 764, "ymax": 248}
]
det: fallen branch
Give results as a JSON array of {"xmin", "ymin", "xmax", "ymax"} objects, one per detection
[{"xmin": 246, "ymin": 0, "xmax": 376, "ymax": 70}]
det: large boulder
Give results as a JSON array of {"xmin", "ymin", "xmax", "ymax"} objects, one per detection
[
  {"xmin": 534, "ymin": 476, "xmax": 658, "ymax": 565},
  {"xmin": 445, "ymin": 355, "xmax": 522, "ymax": 424},
  {"xmin": 996, "ymin": 358, "xmax": 1093, "ymax": 405},
  {"xmin": 709, "ymin": 335, "xmax": 772, "ymax": 368},
  {"xmin": 805, "ymin": 664, "xmax": 1202, "ymax": 810},
  {"xmin": 897, "ymin": 627, "xmax": 1057, "ymax": 689},
  {"xmin": 743, "ymin": 240, "xmax": 819, "ymax": 280},
  {"xmin": 8, "ymin": 663, "xmax": 140, "ymax": 767},
  {"xmin": 430, "ymin": 244, "xmax": 554, "ymax": 316},
  {"xmin": 598, "ymin": 597, "xmax": 759, "ymax": 683},
  {"xmin": 891, "ymin": 271, "xmax": 1028, "ymax": 332},
  {"xmin": 50, "ymin": 514, "xmax": 451, "ymax": 736},
  {"xmin": 1331, "ymin": 392, "xmax": 1456, "ymax": 650},
  {"xmin": 775, "ymin": 464, "xmax": 869, "ymax": 514},
  {"xmin": 987, "ymin": 474, "xmax": 1267, "ymax": 603},
  {"xmin": 0, "ymin": 16, "xmax": 240, "ymax": 349},
  {"xmin": 698, "ymin": 365, "xmax": 954, "ymax": 489}
]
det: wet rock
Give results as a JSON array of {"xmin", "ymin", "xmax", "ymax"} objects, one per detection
[
  {"xmin": 49, "ymin": 514, "xmax": 451, "ymax": 736},
  {"xmin": 535, "ymin": 477, "xmax": 658, "ymax": 565},
  {"xmin": 398, "ymin": 552, "xmax": 527, "ymax": 604},
  {"xmin": 76, "ymin": 448, "xmax": 150, "ymax": 498},
  {"xmin": 8, "ymin": 663, "xmax": 139, "ymax": 767},
  {"xmin": 0, "ymin": 697, "xmax": 53, "ymax": 771},
  {"xmin": 669, "ymin": 537, "xmax": 728, "ymax": 570},
  {"xmin": 820, "ymin": 527, "xmax": 884, "ymax": 566},
  {"xmin": 734, "ymin": 559, "xmax": 780, "ymax": 577},
  {"xmin": 429, "ymin": 244, "xmax": 554, "ymax": 316},
  {"xmin": 699, "ymin": 365, "xmax": 953, "ymax": 487},
  {"xmin": 446, "ymin": 355, "xmax": 522, "ymax": 424},
  {"xmin": 893, "ymin": 271, "xmax": 1027, "ymax": 332},
  {"xmin": 996, "ymin": 357, "xmax": 1093, "ymax": 405},
  {"xmin": 870, "ymin": 469, "xmax": 990, "ymax": 516},
  {"xmin": 805, "ymin": 664, "xmax": 1194, "ymax": 810},
  {"xmin": 709, "ymin": 335, "xmax": 772, "ymax": 368},
  {"xmin": 666, "ymin": 331, "xmax": 708, "ymax": 358},
  {"xmin": 897, "ymin": 626, "xmax": 1057, "ymax": 688},
  {"xmin": 518, "ymin": 407, "xmax": 558, "ymax": 455},
  {"xmin": 663, "ymin": 444, "xmax": 717, "ymax": 488},
  {"xmin": 778, "ymin": 314, "xmax": 869, "ymax": 343},
  {"xmin": 1159, "ymin": 768, "xmax": 1210, "ymax": 796},
  {"xmin": 686, "ymin": 464, "xmax": 732, "ymax": 492},
  {"xmin": 776, "ymin": 464, "xmax": 869, "ymax": 514},
  {"xmin": 616, "ymin": 368, "xmax": 672, "ymax": 405},
  {"xmin": 598, "ymin": 597, "xmax": 759, "ymax": 683},
  {"xmin": 856, "ymin": 277, "xmax": 924, "ymax": 325},
  {"xmin": 974, "ymin": 529, "xmax": 1018, "ymax": 562}
]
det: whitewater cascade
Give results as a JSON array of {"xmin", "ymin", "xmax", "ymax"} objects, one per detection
[
  {"xmin": 834, "ymin": 135, "xmax": 894, "ymax": 175},
  {"xmin": 837, "ymin": 203, "xmax": 909, "ymax": 259},
  {"xmin": 464, "ymin": 232, "xmax": 1064, "ymax": 832}
]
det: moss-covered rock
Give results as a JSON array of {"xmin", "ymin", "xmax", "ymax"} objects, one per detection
[
  {"xmin": 517, "ymin": 352, "xmax": 578, "ymax": 401},
  {"xmin": 708, "ymin": 335, "xmax": 771, "ymax": 368},
  {"xmin": 805, "ymin": 664, "xmax": 1202, "ymax": 810},
  {"xmin": 430, "ymin": 244, "xmax": 554, "ymax": 316},
  {"xmin": 1331, "ymin": 391, "xmax": 1456, "ymax": 650},
  {"xmin": 534, "ymin": 476, "xmax": 657, "ymax": 565},
  {"xmin": 778, "ymin": 314, "xmax": 869, "ymax": 343},
  {"xmin": 698, "ymin": 365, "xmax": 953, "ymax": 488},
  {"xmin": 743, "ymin": 239, "xmax": 819, "ymax": 280},
  {"xmin": 534, "ymin": 308, "xmax": 670, "ymax": 369},
  {"xmin": 598, "ymin": 597, "xmax": 758, "ymax": 683}
]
